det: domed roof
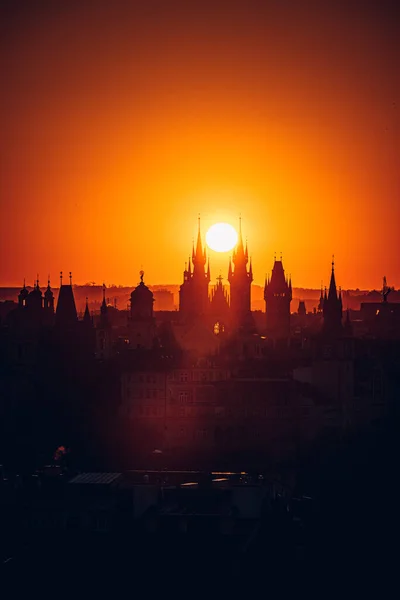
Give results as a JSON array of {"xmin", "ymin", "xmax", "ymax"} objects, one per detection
[
  {"xmin": 19, "ymin": 282, "xmax": 29, "ymax": 298},
  {"xmin": 130, "ymin": 271, "xmax": 154, "ymax": 301},
  {"xmin": 131, "ymin": 280, "xmax": 153, "ymax": 299},
  {"xmin": 44, "ymin": 283, "xmax": 53, "ymax": 297},
  {"xmin": 29, "ymin": 285, "xmax": 42, "ymax": 297}
]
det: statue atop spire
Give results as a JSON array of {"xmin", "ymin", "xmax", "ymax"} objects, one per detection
[{"xmin": 382, "ymin": 276, "xmax": 393, "ymax": 303}]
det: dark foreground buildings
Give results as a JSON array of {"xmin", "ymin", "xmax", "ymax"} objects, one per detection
[
  {"xmin": 0, "ymin": 221, "xmax": 399, "ymax": 589},
  {"xmin": 1, "ymin": 222, "xmax": 399, "ymax": 471}
]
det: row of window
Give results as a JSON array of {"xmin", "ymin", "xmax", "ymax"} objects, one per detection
[
  {"xmin": 128, "ymin": 404, "xmax": 316, "ymax": 418},
  {"xmin": 168, "ymin": 371, "xmax": 228, "ymax": 382},
  {"xmin": 124, "ymin": 371, "xmax": 229, "ymax": 384}
]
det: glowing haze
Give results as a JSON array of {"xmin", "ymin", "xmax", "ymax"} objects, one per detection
[{"xmin": 1, "ymin": 1, "xmax": 399, "ymax": 289}]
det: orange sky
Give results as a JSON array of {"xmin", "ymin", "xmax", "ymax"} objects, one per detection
[{"xmin": 1, "ymin": 1, "xmax": 399, "ymax": 289}]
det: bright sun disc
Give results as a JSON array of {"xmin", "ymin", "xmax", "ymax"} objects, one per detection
[{"xmin": 206, "ymin": 223, "xmax": 238, "ymax": 253}]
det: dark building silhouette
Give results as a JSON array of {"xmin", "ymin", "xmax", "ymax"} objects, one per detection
[
  {"xmin": 129, "ymin": 271, "xmax": 156, "ymax": 349},
  {"xmin": 322, "ymin": 260, "xmax": 343, "ymax": 336},
  {"xmin": 26, "ymin": 278, "xmax": 43, "ymax": 313},
  {"xmin": 317, "ymin": 285, "xmax": 324, "ymax": 313},
  {"xmin": 96, "ymin": 284, "xmax": 112, "ymax": 359},
  {"xmin": 44, "ymin": 277, "xmax": 55, "ymax": 315},
  {"xmin": 228, "ymin": 220, "xmax": 253, "ymax": 328},
  {"xmin": 264, "ymin": 258, "xmax": 292, "ymax": 339},
  {"xmin": 179, "ymin": 218, "xmax": 210, "ymax": 320},
  {"xmin": 83, "ymin": 297, "xmax": 92, "ymax": 327},
  {"xmin": 18, "ymin": 280, "xmax": 29, "ymax": 308},
  {"xmin": 209, "ymin": 275, "xmax": 230, "ymax": 334},
  {"xmin": 55, "ymin": 272, "xmax": 78, "ymax": 329},
  {"xmin": 298, "ymin": 300, "xmax": 306, "ymax": 316}
]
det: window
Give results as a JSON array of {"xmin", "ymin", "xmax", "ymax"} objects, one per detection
[
  {"xmin": 179, "ymin": 391, "xmax": 189, "ymax": 404},
  {"xmin": 180, "ymin": 372, "xmax": 188, "ymax": 382}
]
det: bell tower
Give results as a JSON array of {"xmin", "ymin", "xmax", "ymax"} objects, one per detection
[
  {"xmin": 129, "ymin": 271, "xmax": 156, "ymax": 349},
  {"xmin": 179, "ymin": 217, "xmax": 210, "ymax": 320},
  {"xmin": 228, "ymin": 218, "xmax": 253, "ymax": 328},
  {"xmin": 264, "ymin": 256, "xmax": 292, "ymax": 339}
]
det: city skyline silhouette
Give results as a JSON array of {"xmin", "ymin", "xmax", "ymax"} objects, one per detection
[{"xmin": 1, "ymin": 1, "xmax": 399, "ymax": 591}]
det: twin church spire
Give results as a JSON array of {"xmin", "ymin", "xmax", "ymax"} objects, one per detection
[{"xmin": 180, "ymin": 217, "xmax": 253, "ymax": 325}]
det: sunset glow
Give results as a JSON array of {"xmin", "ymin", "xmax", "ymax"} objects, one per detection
[
  {"xmin": 1, "ymin": 2, "xmax": 399, "ymax": 289},
  {"xmin": 206, "ymin": 223, "xmax": 238, "ymax": 253}
]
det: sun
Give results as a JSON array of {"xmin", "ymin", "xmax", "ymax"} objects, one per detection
[{"xmin": 206, "ymin": 222, "xmax": 238, "ymax": 253}]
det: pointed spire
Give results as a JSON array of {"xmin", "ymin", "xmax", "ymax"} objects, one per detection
[
  {"xmin": 100, "ymin": 283, "xmax": 108, "ymax": 322},
  {"xmin": 83, "ymin": 297, "xmax": 91, "ymax": 323},
  {"xmin": 249, "ymin": 257, "xmax": 253, "ymax": 280},
  {"xmin": 328, "ymin": 256, "xmax": 338, "ymax": 300},
  {"xmin": 195, "ymin": 214, "xmax": 204, "ymax": 261},
  {"xmin": 44, "ymin": 274, "xmax": 54, "ymax": 301},
  {"xmin": 188, "ymin": 257, "xmax": 191, "ymax": 275},
  {"xmin": 237, "ymin": 215, "xmax": 244, "ymax": 254}
]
